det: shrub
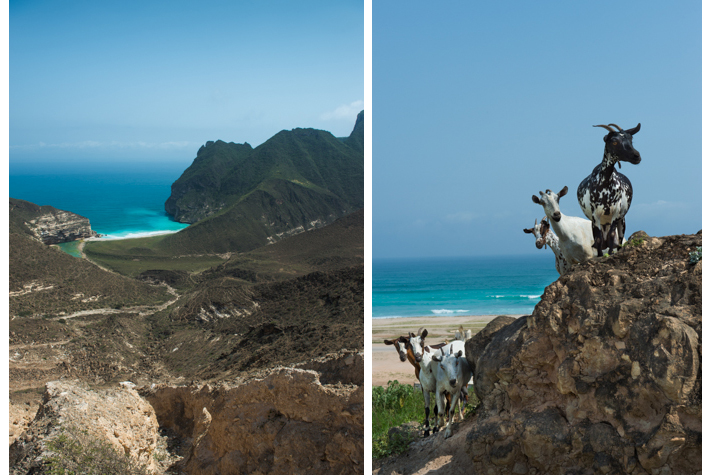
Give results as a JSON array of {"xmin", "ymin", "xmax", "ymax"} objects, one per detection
[
  {"xmin": 44, "ymin": 426, "xmax": 150, "ymax": 475},
  {"xmin": 689, "ymin": 246, "xmax": 702, "ymax": 264}
]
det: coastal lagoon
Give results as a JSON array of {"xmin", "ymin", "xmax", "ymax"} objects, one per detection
[
  {"xmin": 373, "ymin": 255, "xmax": 560, "ymax": 318},
  {"xmin": 10, "ymin": 162, "xmax": 190, "ymax": 243}
]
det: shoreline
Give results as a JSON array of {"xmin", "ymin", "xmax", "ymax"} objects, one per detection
[{"xmin": 372, "ymin": 314, "xmax": 525, "ymax": 387}]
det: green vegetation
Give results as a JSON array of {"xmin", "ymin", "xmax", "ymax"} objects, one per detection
[
  {"xmin": 45, "ymin": 426, "xmax": 150, "ymax": 475},
  {"xmin": 373, "ymin": 380, "xmax": 479, "ymax": 459},
  {"xmin": 689, "ymin": 246, "xmax": 702, "ymax": 264},
  {"xmin": 84, "ymin": 235, "xmax": 226, "ymax": 277},
  {"xmin": 373, "ymin": 381, "xmax": 424, "ymax": 458}
]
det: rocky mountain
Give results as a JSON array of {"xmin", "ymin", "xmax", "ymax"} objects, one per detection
[
  {"xmin": 160, "ymin": 112, "xmax": 364, "ymax": 254},
  {"xmin": 10, "ymin": 198, "xmax": 98, "ymax": 244},
  {"xmin": 376, "ymin": 230, "xmax": 701, "ymax": 475}
]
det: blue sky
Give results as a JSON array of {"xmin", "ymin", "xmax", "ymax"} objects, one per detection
[
  {"xmin": 373, "ymin": 1, "xmax": 701, "ymax": 258},
  {"xmin": 10, "ymin": 0, "xmax": 364, "ymax": 172}
]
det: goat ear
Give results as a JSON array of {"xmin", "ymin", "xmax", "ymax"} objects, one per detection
[
  {"xmin": 603, "ymin": 134, "xmax": 609, "ymax": 143},
  {"xmin": 456, "ymin": 350, "xmax": 463, "ymax": 358},
  {"xmin": 532, "ymin": 195, "xmax": 540, "ymax": 204},
  {"xmin": 384, "ymin": 339, "xmax": 394, "ymax": 345},
  {"xmin": 424, "ymin": 346, "xmax": 430, "ymax": 353},
  {"xmin": 421, "ymin": 329, "xmax": 428, "ymax": 339},
  {"xmin": 523, "ymin": 228, "xmax": 533, "ymax": 233},
  {"xmin": 432, "ymin": 355, "xmax": 441, "ymax": 362},
  {"xmin": 409, "ymin": 332, "xmax": 415, "ymax": 339},
  {"xmin": 558, "ymin": 186, "xmax": 568, "ymax": 198},
  {"xmin": 626, "ymin": 123, "xmax": 641, "ymax": 135}
]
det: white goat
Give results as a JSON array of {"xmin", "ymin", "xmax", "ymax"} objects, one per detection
[
  {"xmin": 432, "ymin": 345, "xmax": 472, "ymax": 439},
  {"xmin": 408, "ymin": 333, "xmax": 466, "ymax": 436},
  {"xmin": 523, "ymin": 217, "xmax": 571, "ymax": 275},
  {"xmin": 532, "ymin": 187, "xmax": 595, "ymax": 266}
]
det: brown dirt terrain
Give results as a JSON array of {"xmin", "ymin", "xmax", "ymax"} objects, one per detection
[{"xmin": 9, "ymin": 210, "xmax": 364, "ymax": 473}]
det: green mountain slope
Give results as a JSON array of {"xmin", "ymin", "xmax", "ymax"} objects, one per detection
[{"xmin": 161, "ymin": 112, "xmax": 363, "ymax": 254}]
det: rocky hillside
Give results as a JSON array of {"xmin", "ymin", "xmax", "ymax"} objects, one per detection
[
  {"xmin": 159, "ymin": 112, "xmax": 364, "ymax": 254},
  {"xmin": 375, "ymin": 230, "xmax": 701, "ymax": 475},
  {"xmin": 10, "ymin": 198, "xmax": 98, "ymax": 244}
]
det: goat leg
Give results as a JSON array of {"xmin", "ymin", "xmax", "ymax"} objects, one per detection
[
  {"xmin": 592, "ymin": 225, "xmax": 604, "ymax": 257},
  {"xmin": 423, "ymin": 391, "xmax": 432, "ymax": 437}
]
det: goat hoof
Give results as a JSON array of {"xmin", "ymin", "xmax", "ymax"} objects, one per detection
[
  {"xmin": 423, "ymin": 430, "xmax": 430, "ymax": 438},
  {"xmin": 444, "ymin": 429, "xmax": 453, "ymax": 439},
  {"xmin": 432, "ymin": 427, "xmax": 439, "ymax": 434}
]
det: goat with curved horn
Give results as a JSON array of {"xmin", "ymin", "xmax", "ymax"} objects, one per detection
[{"xmin": 578, "ymin": 122, "xmax": 642, "ymax": 257}]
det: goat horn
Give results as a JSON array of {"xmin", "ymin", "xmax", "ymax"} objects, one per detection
[
  {"xmin": 608, "ymin": 123, "xmax": 624, "ymax": 132},
  {"xmin": 534, "ymin": 218, "xmax": 538, "ymax": 226},
  {"xmin": 417, "ymin": 327, "xmax": 424, "ymax": 336},
  {"xmin": 593, "ymin": 124, "xmax": 615, "ymax": 133}
]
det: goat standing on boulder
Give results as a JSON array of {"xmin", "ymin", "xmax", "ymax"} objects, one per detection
[
  {"xmin": 532, "ymin": 187, "xmax": 595, "ymax": 265},
  {"xmin": 578, "ymin": 123, "xmax": 641, "ymax": 256}
]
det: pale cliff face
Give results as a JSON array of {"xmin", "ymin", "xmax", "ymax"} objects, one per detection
[{"xmin": 27, "ymin": 210, "xmax": 98, "ymax": 244}]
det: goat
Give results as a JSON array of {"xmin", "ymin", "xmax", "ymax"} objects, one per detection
[
  {"xmin": 384, "ymin": 330, "xmax": 447, "ymax": 436},
  {"xmin": 524, "ymin": 217, "xmax": 571, "ymax": 275},
  {"xmin": 383, "ymin": 335, "xmax": 420, "ymax": 379},
  {"xmin": 407, "ymin": 331, "xmax": 465, "ymax": 436},
  {"xmin": 432, "ymin": 345, "xmax": 473, "ymax": 439},
  {"xmin": 578, "ymin": 123, "xmax": 641, "ymax": 256},
  {"xmin": 532, "ymin": 187, "xmax": 595, "ymax": 266}
]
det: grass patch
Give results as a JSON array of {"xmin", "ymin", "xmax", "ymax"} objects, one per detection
[
  {"xmin": 372, "ymin": 381, "xmax": 480, "ymax": 459},
  {"xmin": 372, "ymin": 381, "xmax": 424, "ymax": 458},
  {"xmin": 84, "ymin": 239, "xmax": 226, "ymax": 277}
]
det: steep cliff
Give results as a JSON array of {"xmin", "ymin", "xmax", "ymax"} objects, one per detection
[
  {"xmin": 376, "ymin": 231, "xmax": 702, "ymax": 475},
  {"xmin": 10, "ymin": 198, "xmax": 98, "ymax": 244}
]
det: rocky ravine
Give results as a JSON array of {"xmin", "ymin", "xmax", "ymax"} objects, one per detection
[
  {"xmin": 10, "ymin": 351, "xmax": 363, "ymax": 475},
  {"xmin": 375, "ymin": 231, "xmax": 701, "ymax": 475}
]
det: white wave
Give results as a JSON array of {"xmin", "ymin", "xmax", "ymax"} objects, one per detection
[
  {"xmin": 88, "ymin": 230, "xmax": 182, "ymax": 241},
  {"xmin": 431, "ymin": 309, "xmax": 470, "ymax": 315}
]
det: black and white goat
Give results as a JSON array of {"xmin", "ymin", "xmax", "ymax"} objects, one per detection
[{"xmin": 577, "ymin": 123, "xmax": 641, "ymax": 256}]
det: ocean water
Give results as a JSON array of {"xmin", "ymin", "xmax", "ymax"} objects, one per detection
[
  {"xmin": 9, "ymin": 163, "xmax": 190, "ymax": 241},
  {"xmin": 373, "ymin": 255, "xmax": 561, "ymax": 318}
]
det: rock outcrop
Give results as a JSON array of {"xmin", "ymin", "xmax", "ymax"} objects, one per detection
[
  {"xmin": 466, "ymin": 231, "xmax": 701, "ymax": 474},
  {"xmin": 144, "ymin": 351, "xmax": 364, "ymax": 475},
  {"xmin": 10, "ymin": 351, "xmax": 363, "ymax": 475},
  {"xmin": 10, "ymin": 381, "xmax": 163, "ymax": 475},
  {"xmin": 10, "ymin": 198, "xmax": 98, "ymax": 244}
]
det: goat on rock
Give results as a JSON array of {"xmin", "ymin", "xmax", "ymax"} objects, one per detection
[
  {"xmin": 524, "ymin": 217, "xmax": 571, "ymax": 275},
  {"xmin": 532, "ymin": 187, "xmax": 595, "ymax": 266},
  {"xmin": 578, "ymin": 123, "xmax": 641, "ymax": 256}
]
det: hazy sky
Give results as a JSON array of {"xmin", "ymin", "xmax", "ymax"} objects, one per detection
[
  {"xmin": 10, "ymin": 0, "xmax": 364, "ymax": 171},
  {"xmin": 373, "ymin": 1, "xmax": 701, "ymax": 258}
]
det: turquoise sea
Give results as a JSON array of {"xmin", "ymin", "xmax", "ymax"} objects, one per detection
[
  {"xmin": 372, "ymin": 255, "xmax": 560, "ymax": 318},
  {"xmin": 10, "ymin": 162, "xmax": 190, "ymax": 245}
]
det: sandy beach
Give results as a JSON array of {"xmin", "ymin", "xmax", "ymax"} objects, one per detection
[{"xmin": 372, "ymin": 315, "xmax": 524, "ymax": 387}]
